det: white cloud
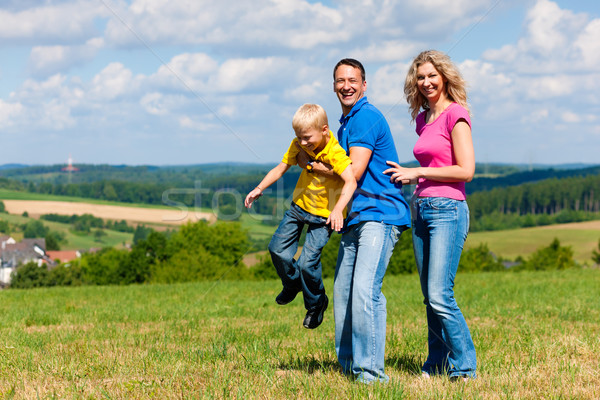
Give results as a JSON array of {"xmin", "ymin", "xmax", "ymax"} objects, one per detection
[
  {"xmin": 0, "ymin": 1, "xmax": 106, "ymax": 44},
  {"xmin": 28, "ymin": 37, "xmax": 105, "ymax": 77},
  {"xmin": 90, "ymin": 62, "xmax": 137, "ymax": 100}
]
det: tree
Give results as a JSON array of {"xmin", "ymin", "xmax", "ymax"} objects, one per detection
[{"xmin": 22, "ymin": 220, "xmax": 49, "ymax": 238}]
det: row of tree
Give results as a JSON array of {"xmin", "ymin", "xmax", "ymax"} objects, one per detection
[{"xmin": 9, "ymin": 221, "xmax": 588, "ymax": 289}]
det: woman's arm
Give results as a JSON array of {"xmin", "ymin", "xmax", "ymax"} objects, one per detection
[{"xmin": 384, "ymin": 120, "xmax": 474, "ymax": 184}]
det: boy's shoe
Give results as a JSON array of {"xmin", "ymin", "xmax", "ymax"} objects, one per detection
[
  {"xmin": 303, "ymin": 295, "xmax": 328, "ymax": 329},
  {"xmin": 276, "ymin": 288, "xmax": 300, "ymax": 305}
]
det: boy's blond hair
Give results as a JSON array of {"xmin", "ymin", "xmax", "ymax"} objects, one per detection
[{"xmin": 292, "ymin": 104, "xmax": 329, "ymax": 134}]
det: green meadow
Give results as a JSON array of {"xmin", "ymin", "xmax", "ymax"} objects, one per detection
[
  {"xmin": 0, "ymin": 269, "xmax": 597, "ymax": 399},
  {"xmin": 465, "ymin": 221, "xmax": 600, "ymax": 264}
]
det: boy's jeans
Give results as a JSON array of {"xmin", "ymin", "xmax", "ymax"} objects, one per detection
[
  {"xmin": 411, "ymin": 196, "xmax": 477, "ymax": 378},
  {"xmin": 268, "ymin": 202, "xmax": 331, "ymax": 311},
  {"xmin": 333, "ymin": 221, "xmax": 403, "ymax": 384}
]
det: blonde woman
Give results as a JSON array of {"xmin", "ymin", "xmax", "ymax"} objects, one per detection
[{"xmin": 385, "ymin": 50, "xmax": 476, "ymax": 380}]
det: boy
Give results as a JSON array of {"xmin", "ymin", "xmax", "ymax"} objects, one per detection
[{"xmin": 245, "ymin": 103, "xmax": 356, "ymax": 329}]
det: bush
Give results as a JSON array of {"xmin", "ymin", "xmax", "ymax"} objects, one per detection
[
  {"xmin": 459, "ymin": 243, "xmax": 505, "ymax": 272},
  {"xmin": 518, "ymin": 238, "xmax": 578, "ymax": 271},
  {"xmin": 10, "ymin": 262, "xmax": 49, "ymax": 289}
]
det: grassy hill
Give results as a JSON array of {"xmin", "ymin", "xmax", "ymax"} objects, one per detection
[{"xmin": 0, "ymin": 269, "xmax": 597, "ymax": 398}]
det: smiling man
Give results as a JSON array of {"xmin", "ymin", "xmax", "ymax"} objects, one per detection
[{"xmin": 331, "ymin": 58, "xmax": 411, "ymax": 383}]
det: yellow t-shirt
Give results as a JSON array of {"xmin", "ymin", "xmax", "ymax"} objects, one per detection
[{"xmin": 281, "ymin": 133, "xmax": 352, "ymax": 218}]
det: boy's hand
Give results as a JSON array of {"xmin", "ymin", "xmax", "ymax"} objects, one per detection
[
  {"xmin": 244, "ymin": 187, "xmax": 263, "ymax": 208},
  {"xmin": 326, "ymin": 208, "xmax": 344, "ymax": 232}
]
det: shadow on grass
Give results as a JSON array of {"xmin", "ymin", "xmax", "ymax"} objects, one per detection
[
  {"xmin": 276, "ymin": 352, "xmax": 423, "ymax": 376},
  {"xmin": 386, "ymin": 353, "xmax": 424, "ymax": 375}
]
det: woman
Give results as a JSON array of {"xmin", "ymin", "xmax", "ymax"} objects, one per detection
[{"xmin": 384, "ymin": 50, "xmax": 477, "ymax": 380}]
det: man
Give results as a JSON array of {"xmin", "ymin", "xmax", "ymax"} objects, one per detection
[{"xmin": 300, "ymin": 59, "xmax": 410, "ymax": 383}]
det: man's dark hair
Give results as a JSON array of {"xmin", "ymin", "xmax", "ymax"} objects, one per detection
[{"xmin": 333, "ymin": 58, "xmax": 366, "ymax": 82}]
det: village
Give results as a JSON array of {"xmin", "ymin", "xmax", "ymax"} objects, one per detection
[{"xmin": 0, "ymin": 235, "xmax": 80, "ymax": 286}]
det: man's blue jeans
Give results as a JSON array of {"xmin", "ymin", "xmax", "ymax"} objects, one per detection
[
  {"xmin": 268, "ymin": 202, "xmax": 331, "ymax": 311},
  {"xmin": 333, "ymin": 221, "xmax": 403, "ymax": 384},
  {"xmin": 411, "ymin": 196, "xmax": 477, "ymax": 378}
]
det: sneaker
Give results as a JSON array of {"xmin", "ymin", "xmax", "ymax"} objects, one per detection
[
  {"xmin": 421, "ymin": 372, "xmax": 431, "ymax": 379},
  {"xmin": 303, "ymin": 295, "xmax": 328, "ymax": 329},
  {"xmin": 276, "ymin": 288, "xmax": 300, "ymax": 305}
]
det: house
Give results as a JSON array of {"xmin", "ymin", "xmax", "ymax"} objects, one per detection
[
  {"xmin": 45, "ymin": 250, "xmax": 81, "ymax": 264},
  {"xmin": 0, "ymin": 237, "xmax": 47, "ymax": 285}
]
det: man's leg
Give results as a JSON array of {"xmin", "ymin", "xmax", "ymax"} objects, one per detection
[{"xmin": 351, "ymin": 222, "xmax": 401, "ymax": 384}]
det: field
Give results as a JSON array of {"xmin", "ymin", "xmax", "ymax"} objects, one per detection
[
  {"xmin": 2, "ymin": 200, "xmax": 216, "ymax": 226},
  {"xmin": 0, "ymin": 269, "xmax": 597, "ymax": 399},
  {"xmin": 465, "ymin": 220, "xmax": 600, "ymax": 264}
]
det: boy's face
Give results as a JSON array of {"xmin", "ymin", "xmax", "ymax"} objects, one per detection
[{"xmin": 296, "ymin": 125, "xmax": 329, "ymax": 154}]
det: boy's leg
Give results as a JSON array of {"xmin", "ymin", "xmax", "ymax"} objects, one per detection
[
  {"xmin": 297, "ymin": 218, "xmax": 332, "ymax": 328},
  {"xmin": 268, "ymin": 204, "xmax": 304, "ymax": 301}
]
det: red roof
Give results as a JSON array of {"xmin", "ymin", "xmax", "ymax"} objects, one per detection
[{"xmin": 46, "ymin": 250, "xmax": 80, "ymax": 263}]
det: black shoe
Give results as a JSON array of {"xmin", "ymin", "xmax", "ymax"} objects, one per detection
[
  {"xmin": 303, "ymin": 295, "xmax": 328, "ymax": 329},
  {"xmin": 276, "ymin": 288, "xmax": 300, "ymax": 305}
]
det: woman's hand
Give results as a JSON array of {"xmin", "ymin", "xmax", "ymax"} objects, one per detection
[{"xmin": 383, "ymin": 161, "xmax": 420, "ymax": 185}]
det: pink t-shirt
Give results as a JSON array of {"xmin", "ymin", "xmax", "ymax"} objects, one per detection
[{"xmin": 413, "ymin": 102, "xmax": 471, "ymax": 200}]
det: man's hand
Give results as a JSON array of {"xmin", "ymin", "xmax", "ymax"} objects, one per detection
[
  {"xmin": 294, "ymin": 142, "xmax": 311, "ymax": 169},
  {"xmin": 326, "ymin": 208, "xmax": 345, "ymax": 232}
]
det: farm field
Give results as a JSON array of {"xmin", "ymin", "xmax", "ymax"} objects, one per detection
[
  {"xmin": 465, "ymin": 220, "xmax": 600, "ymax": 264},
  {"xmin": 1, "ymin": 199, "xmax": 216, "ymax": 226},
  {"xmin": 0, "ymin": 269, "xmax": 597, "ymax": 399}
]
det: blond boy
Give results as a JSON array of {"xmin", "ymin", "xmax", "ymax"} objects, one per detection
[{"xmin": 245, "ymin": 103, "xmax": 356, "ymax": 329}]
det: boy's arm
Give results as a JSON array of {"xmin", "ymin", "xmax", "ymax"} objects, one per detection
[
  {"xmin": 245, "ymin": 162, "xmax": 291, "ymax": 208},
  {"xmin": 326, "ymin": 165, "xmax": 357, "ymax": 232}
]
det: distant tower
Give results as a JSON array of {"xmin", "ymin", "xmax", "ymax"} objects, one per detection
[{"xmin": 61, "ymin": 154, "xmax": 79, "ymax": 183}]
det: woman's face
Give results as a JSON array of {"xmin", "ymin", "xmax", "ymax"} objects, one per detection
[{"xmin": 416, "ymin": 62, "xmax": 447, "ymax": 104}]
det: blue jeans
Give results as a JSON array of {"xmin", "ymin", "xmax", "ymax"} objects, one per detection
[
  {"xmin": 268, "ymin": 202, "xmax": 331, "ymax": 311},
  {"xmin": 411, "ymin": 196, "xmax": 477, "ymax": 378},
  {"xmin": 333, "ymin": 221, "xmax": 403, "ymax": 384}
]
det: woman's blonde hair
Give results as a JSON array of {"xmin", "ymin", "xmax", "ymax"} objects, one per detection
[
  {"xmin": 404, "ymin": 50, "xmax": 469, "ymax": 122},
  {"xmin": 292, "ymin": 103, "xmax": 329, "ymax": 134}
]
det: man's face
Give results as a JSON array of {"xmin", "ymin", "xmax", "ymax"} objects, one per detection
[{"xmin": 333, "ymin": 65, "xmax": 367, "ymax": 116}]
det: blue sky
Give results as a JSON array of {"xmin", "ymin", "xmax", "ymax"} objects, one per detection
[{"xmin": 0, "ymin": 0, "xmax": 599, "ymax": 166}]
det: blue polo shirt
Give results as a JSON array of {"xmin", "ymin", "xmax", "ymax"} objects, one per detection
[{"xmin": 337, "ymin": 96, "xmax": 410, "ymax": 228}]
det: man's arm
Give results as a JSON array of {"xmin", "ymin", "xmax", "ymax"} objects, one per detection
[
  {"xmin": 244, "ymin": 162, "xmax": 291, "ymax": 208},
  {"xmin": 326, "ymin": 165, "xmax": 357, "ymax": 231},
  {"xmin": 347, "ymin": 146, "xmax": 372, "ymax": 182},
  {"xmin": 295, "ymin": 142, "xmax": 371, "ymax": 182}
]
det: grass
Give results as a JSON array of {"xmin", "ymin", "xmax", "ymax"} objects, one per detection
[
  {"xmin": 0, "ymin": 269, "xmax": 598, "ymax": 398},
  {"xmin": 466, "ymin": 222, "xmax": 600, "ymax": 264}
]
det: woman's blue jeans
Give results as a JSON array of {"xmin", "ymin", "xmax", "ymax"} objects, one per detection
[
  {"xmin": 333, "ymin": 221, "xmax": 403, "ymax": 383},
  {"xmin": 268, "ymin": 202, "xmax": 331, "ymax": 311},
  {"xmin": 411, "ymin": 196, "xmax": 477, "ymax": 378}
]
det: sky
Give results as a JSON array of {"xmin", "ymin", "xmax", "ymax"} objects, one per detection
[{"xmin": 0, "ymin": 0, "xmax": 599, "ymax": 167}]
